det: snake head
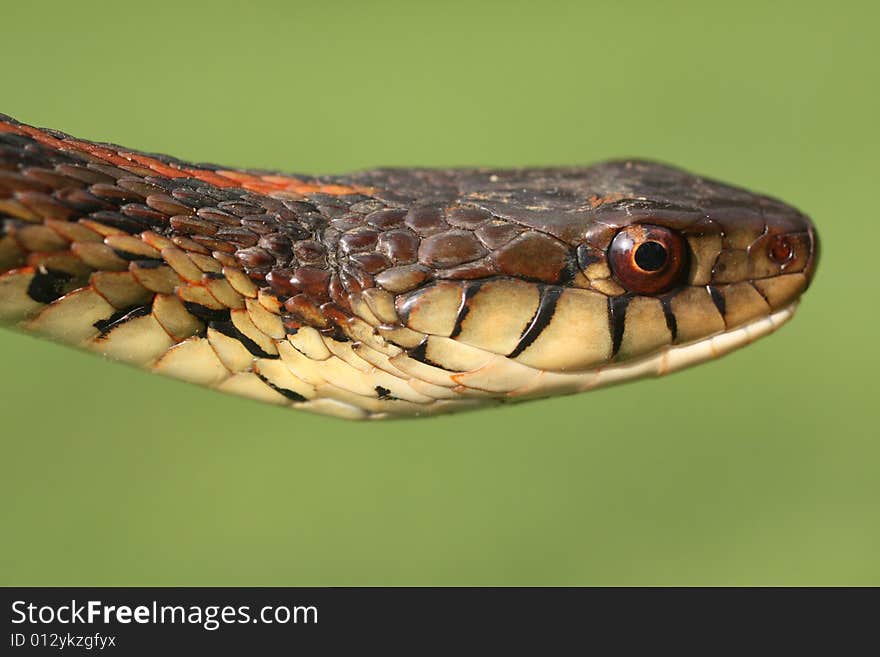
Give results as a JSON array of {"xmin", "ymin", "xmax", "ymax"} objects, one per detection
[{"xmin": 351, "ymin": 160, "xmax": 819, "ymax": 407}]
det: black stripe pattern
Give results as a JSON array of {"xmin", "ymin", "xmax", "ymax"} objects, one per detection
[
  {"xmin": 508, "ymin": 286, "xmax": 563, "ymax": 359},
  {"xmin": 608, "ymin": 295, "xmax": 631, "ymax": 358}
]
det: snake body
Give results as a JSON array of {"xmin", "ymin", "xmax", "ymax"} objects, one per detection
[{"xmin": 0, "ymin": 115, "xmax": 818, "ymax": 419}]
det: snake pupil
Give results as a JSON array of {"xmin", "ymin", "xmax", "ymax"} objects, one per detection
[{"xmin": 634, "ymin": 241, "xmax": 667, "ymax": 271}]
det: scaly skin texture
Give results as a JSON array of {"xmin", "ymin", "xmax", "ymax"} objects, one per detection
[{"xmin": 0, "ymin": 115, "xmax": 818, "ymax": 419}]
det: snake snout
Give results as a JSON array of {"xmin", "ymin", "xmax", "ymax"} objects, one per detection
[
  {"xmin": 803, "ymin": 220, "xmax": 820, "ymax": 290},
  {"xmin": 748, "ymin": 209, "xmax": 818, "ymax": 311}
]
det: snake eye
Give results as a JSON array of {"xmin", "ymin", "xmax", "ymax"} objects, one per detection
[{"xmin": 608, "ymin": 224, "xmax": 689, "ymax": 295}]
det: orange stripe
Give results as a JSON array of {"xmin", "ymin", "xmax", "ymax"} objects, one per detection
[
  {"xmin": 292, "ymin": 184, "xmax": 321, "ymax": 194},
  {"xmin": 241, "ymin": 181, "xmax": 285, "ymax": 193},
  {"xmin": 182, "ymin": 168, "xmax": 238, "ymax": 188},
  {"xmin": 262, "ymin": 174, "xmax": 305, "ymax": 185},
  {"xmin": 121, "ymin": 152, "xmax": 188, "ymax": 178},
  {"xmin": 64, "ymin": 139, "xmax": 129, "ymax": 166},
  {"xmin": 319, "ymin": 184, "xmax": 357, "ymax": 195},
  {"xmin": 216, "ymin": 170, "xmax": 258, "ymax": 183},
  {"xmin": 0, "ymin": 120, "xmax": 24, "ymax": 134},
  {"xmin": 2, "ymin": 118, "xmax": 376, "ymax": 197},
  {"xmin": 25, "ymin": 130, "xmax": 66, "ymax": 150}
]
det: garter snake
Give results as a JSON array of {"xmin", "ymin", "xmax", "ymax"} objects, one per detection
[{"xmin": 0, "ymin": 115, "xmax": 819, "ymax": 419}]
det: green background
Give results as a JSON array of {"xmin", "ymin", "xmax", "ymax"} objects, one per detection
[{"xmin": 1, "ymin": 0, "xmax": 877, "ymax": 585}]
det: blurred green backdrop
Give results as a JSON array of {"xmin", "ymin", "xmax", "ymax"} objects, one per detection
[{"xmin": 1, "ymin": 0, "xmax": 877, "ymax": 585}]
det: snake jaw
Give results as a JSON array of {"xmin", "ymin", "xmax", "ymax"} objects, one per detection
[
  {"xmin": 386, "ymin": 301, "xmax": 800, "ymax": 412},
  {"xmin": 589, "ymin": 300, "xmax": 798, "ymax": 390}
]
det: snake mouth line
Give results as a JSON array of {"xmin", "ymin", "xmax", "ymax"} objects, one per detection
[
  {"xmin": 578, "ymin": 301, "xmax": 800, "ymax": 392},
  {"xmin": 503, "ymin": 301, "xmax": 800, "ymax": 401}
]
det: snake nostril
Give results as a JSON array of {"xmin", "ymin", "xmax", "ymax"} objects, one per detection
[{"xmin": 768, "ymin": 234, "xmax": 794, "ymax": 264}]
